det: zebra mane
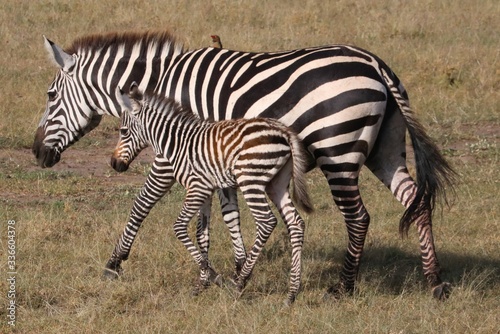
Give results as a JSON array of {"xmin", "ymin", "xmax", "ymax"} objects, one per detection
[
  {"xmin": 65, "ymin": 30, "xmax": 185, "ymax": 56},
  {"xmin": 141, "ymin": 93, "xmax": 204, "ymax": 126}
]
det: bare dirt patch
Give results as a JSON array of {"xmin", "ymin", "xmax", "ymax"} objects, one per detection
[
  {"xmin": 1, "ymin": 138, "xmax": 154, "ymax": 179},
  {"xmin": 0, "ymin": 138, "xmax": 155, "ymax": 205}
]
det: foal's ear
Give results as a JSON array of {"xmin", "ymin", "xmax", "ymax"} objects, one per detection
[
  {"xmin": 129, "ymin": 81, "xmax": 143, "ymax": 100},
  {"xmin": 116, "ymin": 86, "xmax": 133, "ymax": 112}
]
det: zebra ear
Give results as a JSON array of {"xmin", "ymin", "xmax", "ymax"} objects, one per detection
[
  {"xmin": 43, "ymin": 35, "xmax": 75, "ymax": 72},
  {"xmin": 129, "ymin": 81, "xmax": 143, "ymax": 100},
  {"xmin": 116, "ymin": 86, "xmax": 133, "ymax": 112}
]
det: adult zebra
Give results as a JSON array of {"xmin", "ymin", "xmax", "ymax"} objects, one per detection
[{"xmin": 32, "ymin": 30, "xmax": 455, "ymax": 300}]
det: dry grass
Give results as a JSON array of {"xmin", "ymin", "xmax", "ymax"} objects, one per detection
[{"xmin": 1, "ymin": 0, "xmax": 499, "ymax": 333}]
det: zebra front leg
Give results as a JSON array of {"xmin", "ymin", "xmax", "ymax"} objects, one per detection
[
  {"xmin": 193, "ymin": 196, "xmax": 220, "ymax": 294},
  {"xmin": 217, "ymin": 188, "xmax": 246, "ymax": 278},
  {"xmin": 103, "ymin": 157, "xmax": 175, "ymax": 280}
]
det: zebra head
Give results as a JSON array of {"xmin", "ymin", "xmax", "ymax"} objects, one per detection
[
  {"xmin": 32, "ymin": 36, "xmax": 105, "ymax": 168},
  {"xmin": 111, "ymin": 84, "xmax": 148, "ymax": 172}
]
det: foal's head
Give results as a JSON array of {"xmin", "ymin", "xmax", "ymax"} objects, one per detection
[{"xmin": 110, "ymin": 83, "xmax": 148, "ymax": 172}]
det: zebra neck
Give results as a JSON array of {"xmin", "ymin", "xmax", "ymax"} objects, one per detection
[{"xmin": 103, "ymin": 52, "xmax": 183, "ymax": 117}]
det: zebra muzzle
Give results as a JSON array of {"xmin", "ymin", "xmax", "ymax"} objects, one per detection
[
  {"xmin": 32, "ymin": 127, "xmax": 61, "ymax": 168},
  {"xmin": 32, "ymin": 144, "xmax": 61, "ymax": 168},
  {"xmin": 110, "ymin": 156, "xmax": 130, "ymax": 172}
]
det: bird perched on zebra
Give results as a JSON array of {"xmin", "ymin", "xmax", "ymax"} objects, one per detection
[
  {"xmin": 111, "ymin": 83, "xmax": 313, "ymax": 305},
  {"xmin": 211, "ymin": 35, "xmax": 222, "ymax": 48}
]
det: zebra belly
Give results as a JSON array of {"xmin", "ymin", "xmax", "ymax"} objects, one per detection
[{"xmin": 172, "ymin": 160, "xmax": 237, "ymax": 191}]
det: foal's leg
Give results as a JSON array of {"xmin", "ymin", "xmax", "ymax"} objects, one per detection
[
  {"xmin": 104, "ymin": 157, "xmax": 175, "ymax": 279},
  {"xmin": 195, "ymin": 188, "xmax": 246, "ymax": 291},
  {"xmin": 233, "ymin": 179, "xmax": 278, "ymax": 295},
  {"xmin": 266, "ymin": 160, "xmax": 306, "ymax": 305},
  {"xmin": 217, "ymin": 188, "xmax": 246, "ymax": 276},
  {"xmin": 195, "ymin": 196, "xmax": 213, "ymax": 290}
]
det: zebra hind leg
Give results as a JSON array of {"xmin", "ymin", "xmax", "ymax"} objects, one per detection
[
  {"xmin": 364, "ymin": 108, "xmax": 451, "ymax": 300},
  {"xmin": 369, "ymin": 164, "xmax": 451, "ymax": 300},
  {"xmin": 192, "ymin": 196, "xmax": 213, "ymax": 295},
  {"xmin": 322, "ymin": 172, "xmax": 371, "ymax": 300},
  {"xmin": 230, "ymin": 185, "xmax": 278, "ymax": 299},
  {"xmin": 193, "ymin": 189, "xmax": 244, "ymax": 296}
]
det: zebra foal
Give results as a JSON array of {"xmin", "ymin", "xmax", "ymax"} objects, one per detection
[{"xmin": 111, "ymin": 83, "xmax": 313, "ymax": 304}]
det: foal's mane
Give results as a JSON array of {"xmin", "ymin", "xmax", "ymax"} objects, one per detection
[
  {"xmin": 65, "ymin": 30, "xmax": 185, "ymax": 56},
  {"xmin": 142, "ymin": 93, "xmax": 204, "ymax": 125}
]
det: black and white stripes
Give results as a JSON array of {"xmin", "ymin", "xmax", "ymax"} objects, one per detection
[
  {"xmin": 111, "ymin": 84, "xmax": 312, "ymax": 304},
  {"xmin": 33, "ymin": 31, "xmax": 455, "ymax": 299}
]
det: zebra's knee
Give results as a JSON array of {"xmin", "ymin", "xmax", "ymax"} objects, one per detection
[{"xmin": 174, "ymin": 228, "xmax": 186, "ymax": 241}]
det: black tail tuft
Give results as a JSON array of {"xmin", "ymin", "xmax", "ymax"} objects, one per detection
[
  {"xmin": 379, "ymin": 66, "xmax": 456, "ymax": 236},
  {"xmin": 399, "ymin": 119, "xmax": 456, "ymax": 236}
]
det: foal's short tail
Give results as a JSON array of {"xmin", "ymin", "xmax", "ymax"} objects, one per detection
[
  {"xmin": 288, "ymin": 132, "xmax": 314, "ymax": 214},
  {"xmin": 266, "ymin": 119, "xmax": 313, "ymax": 213}
]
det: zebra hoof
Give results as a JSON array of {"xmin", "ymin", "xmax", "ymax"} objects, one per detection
[
  {"xmin": 206, "ymin": 266, "xmax": 224, "ymax": 287},
  {"xmin": 192, "ymin": 281, "xmax": 210, "ymax": 296},
  {"xmin": 222, "ymin": 277, "xmax": 243, "ymax": 299},
  {"xmin": 283, "ymin": 295, "xmax": 296, "ymax": 307},
  {"xmin": 102, "ymin": 260, "xmax": 123, "ymax": 280},
  {"xmin": 432, "ymin": 282, "xmax": 451, "ymax": 301},
  {"xmin": 322, "ymin": 283, "xmax": 353, "ymax": 301},
  {"xmin": 102, "ymin": 267, "xmax": 121, "ymax": 280}
]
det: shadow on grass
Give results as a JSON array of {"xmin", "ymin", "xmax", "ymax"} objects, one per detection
[{"xmin": 302, "ymin": 245, "xmax": 500, "ymax": 297}]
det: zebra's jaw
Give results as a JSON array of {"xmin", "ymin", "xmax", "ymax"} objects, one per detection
[{"xmin": 32, "ymin": 127, "xmax": 61, "ymax": 168}]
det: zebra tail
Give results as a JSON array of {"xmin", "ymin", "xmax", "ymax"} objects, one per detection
[
  {"xmin": 380, "ymin": 67, "xmax": 456, "ymax": 237},
  {"xmin": 288, "ymin": 132, "xmax": 314, "ymax": 214}
]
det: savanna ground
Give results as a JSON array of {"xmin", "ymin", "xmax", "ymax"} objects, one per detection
[{"xmin": 0, "ymin": 0, "xmax": 499, "ymax": 333}]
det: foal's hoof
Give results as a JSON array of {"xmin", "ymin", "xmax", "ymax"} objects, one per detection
[
  {"xmin": 102, "ymin": 267, "xmax": 121, "ymax": 280},
  {"xmin": 283, "ymin": 295, "xmax": 296, "ymax": 307},
  {"xmin": 432, "ymin": 282, "xmax": 452, "ymax": 301},
  {"xmin": 206, "ymin": 266, "xmax": 224, "ymax": 287},
  {"xmin": 102, "ymin": 259, "xmax": 123, "ymax": 280},
  {"xmin": 322, "ymin": 283, "xmax": 353, "ymax": 301},
  {"xmin": 221, "ymin": 277, "xmax": 244, "ymax": 299},
  {"xmin": 192, "ymin": 280, "xmax": 210, "ymax": 296}
]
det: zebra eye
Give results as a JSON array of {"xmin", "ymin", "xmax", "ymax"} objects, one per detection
[
  {"xmin": 47, "ymin": 90, "xmax": 57, "ymax": 101},
  {"xmin": 119, "ymin": 127, "xmax": 129, "ymax": 136}
]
